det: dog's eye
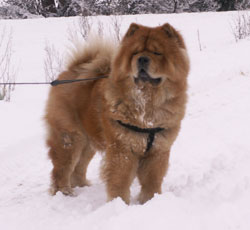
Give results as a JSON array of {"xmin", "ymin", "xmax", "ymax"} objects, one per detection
[
  {"xmin": 153, "ymin": 52, "xmax": 162, "ymax": 56},
  {"xmin": 132, "ymin": 51, "xmax": 139, "ymax": 56}
]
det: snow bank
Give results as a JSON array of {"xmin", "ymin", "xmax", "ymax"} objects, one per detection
[{"xmin": 0, "ymin": 11, "xmax": 250, "ymax": 230}]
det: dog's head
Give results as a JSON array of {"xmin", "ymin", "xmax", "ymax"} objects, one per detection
[{"xmin": 111, "ymin": 23, "xmax": 189, "ymax": 95}]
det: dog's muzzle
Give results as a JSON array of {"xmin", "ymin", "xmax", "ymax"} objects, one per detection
[{"xmin": 135, "ymin": 56, "xmax": 162, "ymax": 85}]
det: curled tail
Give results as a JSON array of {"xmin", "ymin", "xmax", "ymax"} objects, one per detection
[{"xmin": 66, "ymin": 36, "xmax": 117, "ymax": 79}]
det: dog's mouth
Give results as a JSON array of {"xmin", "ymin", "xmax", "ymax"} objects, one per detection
[{"xmin": 134, "ymin": 69, "xmax": 162, "ymax": 86}]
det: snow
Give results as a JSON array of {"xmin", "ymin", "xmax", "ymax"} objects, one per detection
[{"xmin": 1, "ymin": 11, "xmax": 250, "ymax": 230}]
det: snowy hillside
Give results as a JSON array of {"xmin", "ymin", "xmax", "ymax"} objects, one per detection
[{"xmin": 0, "ymin": 11, "xmax": 250, "ymax": 230}]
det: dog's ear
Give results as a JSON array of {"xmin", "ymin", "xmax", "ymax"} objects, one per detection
[
  {"xmin": 162, "ymin": 23, "xmax": 177, "ymax": 38},
  {"xmin": 124, "ymin": 23, "xmax": 139, "ymax": 38},
  {"xmin": 162, "ymin": 23, "xmax": 185, "ymax": 48}
]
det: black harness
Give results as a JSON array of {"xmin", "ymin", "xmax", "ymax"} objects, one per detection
[{"xmin": 117, "ymin": 120, "xmax": 164, "ymax": 153}]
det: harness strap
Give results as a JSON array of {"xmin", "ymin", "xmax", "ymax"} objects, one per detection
[{"xmin": 117, "ymin": 120, "xmax": 164, "ymax": 153}]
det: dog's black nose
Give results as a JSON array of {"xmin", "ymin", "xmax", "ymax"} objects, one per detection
[{"xmin": 137, "ymin": 56, "xmax": 150, "ymax": 69}]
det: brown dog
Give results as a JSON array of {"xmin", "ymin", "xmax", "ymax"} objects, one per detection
[{"xmin": 45, "ymin": 23, "xmax": 189, "ymax": 204}]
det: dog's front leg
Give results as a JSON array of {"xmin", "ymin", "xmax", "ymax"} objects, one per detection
[
  {"xmin": 102, "ymin": 145, "xmax": 138, "ymax": 204},
  {"xmin": 137, "ymin": 149, "xmax": 170, "ymax": 204}
]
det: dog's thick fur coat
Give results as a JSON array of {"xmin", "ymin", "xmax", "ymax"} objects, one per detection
[{"xmin": 45, "ymin": 23, "xmax": 189, "ymax": 204}]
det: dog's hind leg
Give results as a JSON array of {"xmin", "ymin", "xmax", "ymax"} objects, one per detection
[
  {"xmin": 48, "ymin": 130, "xmax": 85, "ymax": 196},
  {"xmin": 70, "ymin": 144, "xmax": 95, "ymax": 188}
]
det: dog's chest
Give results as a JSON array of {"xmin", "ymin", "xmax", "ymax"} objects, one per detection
[
  {"xmin": 132, "ymin": 87, "xmax": 155, "ymax": 127},
  {"xmin": 116, "ymin": 129, "xmax": 148, "ymax": 156}
]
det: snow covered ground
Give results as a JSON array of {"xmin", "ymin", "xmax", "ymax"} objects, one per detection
[{"xmin": 0, "ymin": 11, "xmax": 250, "ymax": 230}]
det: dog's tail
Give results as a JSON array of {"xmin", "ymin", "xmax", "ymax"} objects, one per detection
[{"xmin": 66, "ymin": 36, "xmax": 117, "ymax": 79}]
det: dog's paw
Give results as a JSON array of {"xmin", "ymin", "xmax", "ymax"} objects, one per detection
[
  {"xmin": 71, "ymin": 178, "xmax": 91, "ymax": 188},
  {"xmin": 49, "ymin": 185, "xmax": 76, "ymax": 197},
  {"xmin": 138, "ymin": 191, "xmax": 154, "ymax": 204},
  {"xmin": 60, "ymin": 187, "xmax": 76, "ymax": 197}
]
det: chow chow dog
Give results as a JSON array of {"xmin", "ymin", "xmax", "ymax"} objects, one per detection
[{"xmin": 45, "ymin": 22, "xmax": 189, "ymax": 204}]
